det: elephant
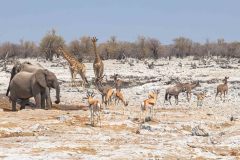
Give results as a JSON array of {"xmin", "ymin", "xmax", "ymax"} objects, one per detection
[
  {"xmin": 6, "ymin": 62, "xmax": 60, "ymax": 110},
  {"xmin": 6, "ymin": 62, "xmax": 44, "ymax": 96},
  {"xmin": 9, "ymin": 69, "xmax": 57, "ymax": 111}
]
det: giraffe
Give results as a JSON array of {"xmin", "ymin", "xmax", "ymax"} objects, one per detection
[
  {"xmin": 92, "ymin": 37, "xmax": 104, "ymax": 85},
  {"xmin": 57, "ymin": 47, "xmax": 88, "ymax": 87}
]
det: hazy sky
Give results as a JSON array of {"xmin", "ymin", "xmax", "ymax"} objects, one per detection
[{"xmin": 0, "ymin": 0, "xmax": 239, "ymax": 44}]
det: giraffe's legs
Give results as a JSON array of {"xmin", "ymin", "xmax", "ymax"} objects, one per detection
[
  {"xmin": 79, "ymin": 71, "xmax": 87, "ymax": 88},
  {"xmin": 69, "ymin": 66, "xmax": 74, "ymax": 80},
  {"xmin": 72, "ymin": 71, "xmax": 77, "ymax": 87}
]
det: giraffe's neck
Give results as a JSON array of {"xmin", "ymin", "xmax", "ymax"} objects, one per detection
[
  {"xmin": 93, "ymin": 43, "xmax": 100, "ymax": 61},
  {"xmin": 61, "ymin": 50, "xmax": 76, "ymax": 65}
]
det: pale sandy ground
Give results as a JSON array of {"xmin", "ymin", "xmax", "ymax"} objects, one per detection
[{"xmin": 0, "ymin": 57, "xmax": 239, "ymax": 159}]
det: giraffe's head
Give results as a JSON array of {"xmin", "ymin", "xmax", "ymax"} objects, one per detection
[
  {"xmin": 91, "ymin": 37, "xmax": 98, "ymax": 43},
  {"xmin": 55, "ymin": 47, "xmax": 65, "ymax": 56}
]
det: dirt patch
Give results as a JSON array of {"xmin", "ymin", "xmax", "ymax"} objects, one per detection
[
  {"xmin": 0, "ymin": 58, "xmax": 240, "ymax": 159},
  {"xmin": 48, "ymin": 147, "xmax": 97, "ymax": 155},
  {"xmin": 0, "ymin": 122, "xmax": 18, "ymax": 128},
  {"xmin": 0, "ymin": 131, "xmax": 34, "ymax": 138}
]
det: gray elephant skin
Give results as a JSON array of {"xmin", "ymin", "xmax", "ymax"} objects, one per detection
[{"xmin": 7, "ymin": 62, "xmax": 60, "ymax": 111}]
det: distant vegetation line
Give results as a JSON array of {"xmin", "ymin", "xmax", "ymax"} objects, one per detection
[{"xmin": 0, "ymin": 29, "xmax": 240, "ymax": 60}]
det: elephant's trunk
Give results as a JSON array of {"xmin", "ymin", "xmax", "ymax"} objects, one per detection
[{"xmin": 54, "ymin": 82, "xmax": 60, "ymax": 104}]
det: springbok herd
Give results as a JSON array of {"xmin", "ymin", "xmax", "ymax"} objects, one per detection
[
  {"xmin": 82, "ymin": 75, "xmax": 229, "ymax": 127},
  {"xmin": 4, "ymin": 37, "xmax": 231, "ymax": 127}
]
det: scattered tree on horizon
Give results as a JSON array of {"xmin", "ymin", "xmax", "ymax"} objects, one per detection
[
  {"xmin": 39, "ymin": 29, "xmax": 65, "ymax": 61},
  {"xmin": 1, "ymin": 30, "xmax": 240, "ymax": 60}
]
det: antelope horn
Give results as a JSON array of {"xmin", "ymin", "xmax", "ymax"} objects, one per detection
[{"xmin": 86, "ymin": 90, "xmax": 91, "ymax": 96}]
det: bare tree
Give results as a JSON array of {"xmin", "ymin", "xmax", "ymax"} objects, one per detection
[
  {"xmin": 68, "ymin": 39, "xmax": 83, "ymax": 62},
  {"xmin": 40, "ymin": 29, "xmax": 65, "ymax": 61},
  {"xmin": 0, "ymin": 42, "xmax": 18, "ymax": 58},
  {"xmin": 147, "ymin": 38, "xmax": 161, "ymax": 59},
  {"xmin": 136, "ymin": 36, "xmax": 148, "ymax": 59},
  {"xmin": 19, "ymin": 40, "xmax": 39, "ymax": 58},
  {"xmin": 228, "ymin": 42, "xmax": 240, "ymax": 58},
  {"xmin": 79, "ymin": 36, "xmax": 92, "ymax": 58},
  {"xmin": 103, "ymin": 36, "xmax": 119, "ymax": 59},
  {"xmin": 172, "ymin": 37, "xmax": 193, "ymax": 58}
]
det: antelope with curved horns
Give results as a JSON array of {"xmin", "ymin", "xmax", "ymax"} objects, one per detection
[
  {"xmin": 140, "ymin": 90, "xmax": 159, "ymax": 123},
  {"xmin": 193, "ymin": 91, "xmax": 206, "ymax": 107},
  {"xmin": 113, "ymin": 73, "xmax": 123, "ymax": 90},
  {"xmin": 86, "ymin": 91, "xmax": 102, "ymax": 127},
  {"xmin": 114, "ymin": 89, "xmax": 128, "ymax": 115},
  {"xmin": 95, "ymin": 75, "xmax": 114, "ymax": 108}
]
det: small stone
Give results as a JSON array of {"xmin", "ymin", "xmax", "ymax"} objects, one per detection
[
  {"xmin": 135, "ymin": 130, "xmax": 140, "ymax": 134},
  {"xmin": 57, "ymin": 115, "xmax": 71, "ymax": 122},
  {"xmin": 30, "ymin": 123, "xmax": 47, "ymax": 132},
  {"xmin": 191, "ymin": 124, "xmax": 209, "ymax": 137},
  {"xmin": 145, "ymin": 116, "xmax": 151, "ymax": 122},
  {"xmin": 141, "ymin": 124, "xmax": 152, "ymax": 131}
]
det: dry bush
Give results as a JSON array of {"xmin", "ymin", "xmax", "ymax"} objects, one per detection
[
  {"xmin": 39, "ymin": 29, "xmax": 65, "ymax": 61},
  {"xmin": 1, "ymin": 33, "xmax": 240, "ymax": 60}
]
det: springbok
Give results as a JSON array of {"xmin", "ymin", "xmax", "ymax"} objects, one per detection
[
  {"xmin": 86, "ymin": 91, "xmax": 102, "ymax": 127},
  {"xmin": 113, "ymin": 73, "xmax": 122, "ymax": 90},
  {"xmin": 140, "ymin": 90, "xmax": 159, "ymax": 123},
  {"xmin": 114, "ymin": 89, "xmax": 128, "ymax": 114},
  {"xmin": 95, "ymin": 75, "xmax": 114, "ymax": 108},
  {"xmin": 215, "ymin": 76, "xmax": 229, "ymax": 101},
  {"xmin": 105, "ymin": 88, "xmax": 114, "ymax": 106},
  {"xmin": 193, "ymin": 92, "xmax": 206, "ymax": 107},
  {"xmin": 164, "ymin": 84, "xmax": 186, "ymax": 105}
]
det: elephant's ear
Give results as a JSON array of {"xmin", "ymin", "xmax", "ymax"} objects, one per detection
[{"xmin": 35, "ymin": 70, "xmax": 47, "ymax": 88}]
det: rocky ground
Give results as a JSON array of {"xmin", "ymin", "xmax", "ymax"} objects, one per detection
[{"xmin": 0, "ymin": 57, "xmax": 239, "ymax": 159}]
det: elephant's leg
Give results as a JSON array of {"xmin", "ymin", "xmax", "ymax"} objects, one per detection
[
  {"xmin": 20, "ymin": 99, "xmax": 26, "ymax": 110},
  {"xmin": 45, "ymin": 88, "xmax": 52, "ymax": 109},
  {"xmin": 49, "ymin": 88, "xmax": 53, "ymax": 106},
  {"xmin": 41, "ymin": 92, "xmax": 46, "ymax": 109},
  {"xmin": 6, "ymin": 86, "xmax": 10, "ymax": 97},
  {"xmin": 12, "ymin": 100, "xmax": 17, "ymax": 111},
  {"xmin": 20, "ymin": 103, "xmax": 25, "ymax": 110},
  {"xmin": 34, "ymin": 93, "xmax": 41, "ymax": 109}
]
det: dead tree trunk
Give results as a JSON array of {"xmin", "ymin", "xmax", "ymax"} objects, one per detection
[{"xmin": 2, "ymin": 52, "xmax": 9, "ymax": 71}]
